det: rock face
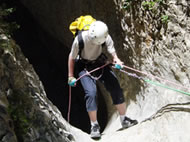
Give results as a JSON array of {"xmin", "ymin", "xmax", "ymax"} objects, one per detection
[
  {"xmin": 1, "ymin": 0, "xmax": 190, "ymax": 142},
  {"xmin": 115, "ymin": 0, "xmax": 190, "ymax": 120},
  {"xmin": 0, "ymin": 34, "xmax": 74, "ymax": 141},
  {"xmin": 101, "ymin": 104, "xmax": 190, "ymax": 142},
  {"xmin": 103, "ymin": 0, "xmax": 190, "ymax": 141}
]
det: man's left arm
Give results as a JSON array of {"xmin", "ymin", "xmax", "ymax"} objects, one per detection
[
  {"xmin": 105, "ymin": 35, "xmax": 124, "ymax": 66},
  {"xmin": 111, "ymin": 52, "xmax": 124, "ymax": 66}
]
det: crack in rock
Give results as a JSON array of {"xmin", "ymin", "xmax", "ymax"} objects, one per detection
[{"xmin": 142, "ymin": 102, "xmax": 190, "ymax": 123}]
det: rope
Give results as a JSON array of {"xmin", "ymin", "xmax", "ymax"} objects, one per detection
[
  {"xmin": 76, "ymin": 62, "xmax": 111, "ymax": 82},
  {"xmin": 144, "ymin": 79, "xmax": 190, "ymax": 96},
  {"xmin": 68, "ymin": 62, "xmax": 190, "ymax": 122},
  {"xmin": 67, "ymin": 86, "xmax": 72, "ymax": 123},
  {"xmin": 67, "ymin": 62, "xmax": 111, "ymax": 122},
  {"xmin": 122, "ymin": 64, "xmax": 190, "ymax": 91},
  {"xmin": 119, "ymin": 68, "xmax": 190, "ymax": 96}
]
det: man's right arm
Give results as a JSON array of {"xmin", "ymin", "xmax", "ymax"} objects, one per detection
[
  {"xmin": 68, "ymin": 37, "xmax": 79, "ymax": 77},
  {"xmin": 68, "ymin": 53, "xmax": 75, "ymax": 77},
  {"xmin": 68, "ymin": 38, "xmax": 79, "ymax": 86},
  {"xmin": 68, "ymin": 53, "xmax": 77, "ymax": 86}
]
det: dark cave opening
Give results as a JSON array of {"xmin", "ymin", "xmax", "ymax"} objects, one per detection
[{"xmin": 3, "ymin": 0, "xmax": 108, "ymax": 133}]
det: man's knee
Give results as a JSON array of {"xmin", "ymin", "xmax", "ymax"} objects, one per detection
[
  {"xmin": 113, "ymin": 96, "xmax": 125, "ymax": 105},
  {"xmin": 111, "ymin": 89, "xmax": 125, "ymax": 105},
  {"xmin": 86, "ymin": 95, "xmax": 97, "ymax": 111},
  {"xmin": 85, "ymin": 89, "xmax": 97, "ymax": 111}
]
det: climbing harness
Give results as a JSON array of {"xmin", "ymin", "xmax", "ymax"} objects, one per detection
[
  {"xmin": 67, "ymin": 62, "xmax": 111, "ymax": 122},
  {"xmin": 84, "ymin": 68, "xmax": 103, "ymax": 80},
  {"xmin": 67, "ymin": 62, "xmax": 190, "ymax": 122}
]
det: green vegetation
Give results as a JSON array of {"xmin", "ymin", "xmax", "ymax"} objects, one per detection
[
  {"xmin": 122, "ymin": 0, "xmax": 166, "ymax": 11},
  {"xmin": 8, "ymin": 90, "xmax": 32, "ymax": 141},
  {"xmin": 0, "ymin": 1, "xmax": 19, "ymax": 55},
  {"xmin": 161, "ymin": 15, "xmax": 169, "ymax": 24},
  {"xmin": 0, "ymin": 2, "xmax": 20, "ymax": 36},
  {"xmin": 142, "ymin": 1, "xmax": 156, "ymax": 10},
  {"xmin": 142, "ymin": 0, "xmax": 164, "ymax": 10},
  {"xmin": 122, "ymin": 0, "xmax": 169, "ymax": 25}
]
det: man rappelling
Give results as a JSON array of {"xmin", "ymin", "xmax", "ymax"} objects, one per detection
[{"xmin": 68, "ymin": 16, "xmax": 138, "ymax": 139}]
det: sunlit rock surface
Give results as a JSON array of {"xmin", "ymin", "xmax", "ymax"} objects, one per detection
[{"xmin": 1, "ymin": 0, "xmax": 190, "ymax": 141}]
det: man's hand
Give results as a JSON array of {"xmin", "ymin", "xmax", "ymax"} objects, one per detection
[
  {"xmin": 68, "ymin": 77, "xmax": 77, "ymax": 87},
  {"xmin": 113, "ymin": 56, "xmax": 124, "ymax": 69}
]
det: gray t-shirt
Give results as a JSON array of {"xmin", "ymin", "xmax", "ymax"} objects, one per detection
[{"xmin": 70, "ymin": 31, "xmax": 116, "ymax": 61}]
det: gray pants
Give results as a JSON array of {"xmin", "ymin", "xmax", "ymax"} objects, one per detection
[{"xmin": 79, "ymin": 66, "xmax": 125, "ymax": 111}]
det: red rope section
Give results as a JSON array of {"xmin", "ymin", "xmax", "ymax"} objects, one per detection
[{"xmin": 67, "ymin": 86, "xmax": 72, "ymax": 123}]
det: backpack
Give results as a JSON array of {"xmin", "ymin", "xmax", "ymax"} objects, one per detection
[
  {"xmin": 69, "ymin": 15, "xmax": 96, "ymax": 37},
  {"xmin": 69, "ymin": 15, "xmax": 106, "ymax": 59},
  {"xmin": 69, "ymin": 15, "xmax": 96, "ymax": 56}
]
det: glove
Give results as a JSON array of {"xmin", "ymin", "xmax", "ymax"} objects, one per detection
[
  {"xmin": 68, "ymin": 77, "xmax": 77, "ymax": 87},
  {"xmin": 115, "ymin": 64, "xmax": 123, "ymax": 69},
  {"xmin": 113, "ymin": 56, "xmax": 124, "ymax": 70}
]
